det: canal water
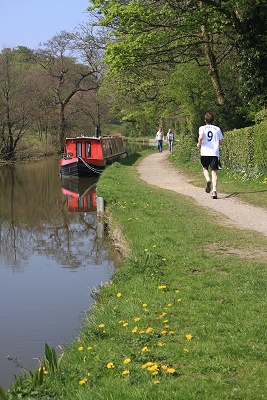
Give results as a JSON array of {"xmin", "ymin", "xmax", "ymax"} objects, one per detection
[{"xmin": 0, "ymin": 158, "xmax": 116, "ymax": 389}]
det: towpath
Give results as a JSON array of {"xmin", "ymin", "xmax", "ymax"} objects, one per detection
[{"xmin": 137, "ymin": 150, "xmax": 267, "ymax": 239}]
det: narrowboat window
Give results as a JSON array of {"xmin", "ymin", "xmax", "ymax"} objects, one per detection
[
  {"xmin": 85, "ymin": 142, "xmax": 91, "ymax": 157},
  {"xmin": 76, "ymin": 142, "xmax": 82, "ymax": 157}
]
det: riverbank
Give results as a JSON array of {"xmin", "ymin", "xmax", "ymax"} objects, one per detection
[{"xmin": 5, "ymin": 150, "xmax": 267, "ymax": 399}]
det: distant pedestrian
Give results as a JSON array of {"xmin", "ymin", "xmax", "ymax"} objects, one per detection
[
  {"xmin": 197, "ymin": 112, "xmax": 223, "ymax": 199},
  {"xmin": 166, "ymin": 129, "xmax": 174, "ymax": 152},
  {"xmin": 156, "ymin": 128, "xmax": 163, "ymax": 153}
]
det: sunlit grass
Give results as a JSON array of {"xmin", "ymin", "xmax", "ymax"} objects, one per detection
[{"xmin": 5, "ymin": 151, "xmax": 267, "ymax": 399}]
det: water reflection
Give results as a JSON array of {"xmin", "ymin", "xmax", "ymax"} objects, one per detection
[
  {"xmin": 60, "ymin": 177, "xmax": 98, "ymax": 213},
  {"xmin": 0, "ymin": 159, "xmax": 115, "ymax": 389}
]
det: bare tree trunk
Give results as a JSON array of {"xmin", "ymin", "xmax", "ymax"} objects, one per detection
[{"xmin": 201, "ymin": 25, "xmax": 225, "ymax": 105}]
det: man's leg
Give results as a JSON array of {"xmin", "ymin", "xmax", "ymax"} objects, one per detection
[
  {"xmin": 211, "ymin": 170, "xmax": 218, "ymax": 198},
  {"xmin": 203, "ymin": 167, "xmax": 211, "ymax": 193}
]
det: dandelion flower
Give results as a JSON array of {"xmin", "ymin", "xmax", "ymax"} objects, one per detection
[
  {"xmin": 127, "ymin": 218, "xmax": 132, "ymax": 221},
  {"xmin": 167, "ymin": 303, "xmax": 172, "ymax": 307},
  {"xmin": 157, "ymin": 342, "xmax": 164, "ymax": 347},
  {"xmin": 107, "ymin": 362, "xmax": 115, "ymax": 369},
  {"xmin": 146, "ymin": 327, "xmax": 153, "ymax": 333},
  {"xmin": 183, "ymin": 348, "xmax": 189, "ymax": 353},
  {"xmin": 99, "ymin": 323, "xmax": 105, "ymax": 328},
  {"xmin": 142, "ymin": 303, "xmax": 147, "ymax": 307},
  {"xmin": 132, "ymin": 326, "xmax": 138, "ymax": 333},
  {"xmin": 161, "ymin": 365, "xmax": 168, "ymax": 370},
  {"xmin": 122, "ymin": 370, "xmax": 130, "ymax": 375},
  {"xmin": 134, "ymin": 317, "xmax": 140, "ymax": 322},
  {"xmin": 177, "ymin": 298, "xmax": 182, "ymax": 302},
  {"xmin": 186, "ymin": 334, "xmax": 192, "ymax": 340},
  {"xmin": 87, "ymin": 346, "xmax": 92, "ymax": 350},
  {"xmin": 162, "ymin": 257, "xmax": 166, "ymax": 261},
  {"xmin": 158, "ymin": 285, "xmax": 166, "ymax": 289},
  {"xmin": 78, "ymin": 346, "xmax": 83, "ymax": 351},
  {"xmin": 167, "ymin": 368, "xmax": 175, "ymax": 374},
  {"xmin": 79, "ymin": 378, "xmax": 87, "ymax": 385},
  {"xmin": 154, "ymin": 380, "xmax": 160, "ymax": 384},
  {"xmin": 123, "ymin": 358, "xmax": 131, "ymax": 364},
  {"xmin": 153, "ymin": 244, "xmax": 157, "ymax": 248},
  {"xmin": 144, "ymin": 248, "xmax": 149, "ymax": 252},
  {"xmin": 117, "ymin": 292, "xmax": 122, "ymax": 297},
  {"xmin": 123, "ymin": 322, "xmax": 128, "ymax": 327}
]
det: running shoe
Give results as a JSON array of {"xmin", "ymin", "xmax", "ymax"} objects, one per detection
[
  {"xmin": 205, "ymin": 181, "xmax": 211, "ymax": 193},
  {"xmin": 211, "ymin": 191, "xmax": 217, "ymax": 199}
]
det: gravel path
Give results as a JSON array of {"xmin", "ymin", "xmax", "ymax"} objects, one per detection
[{"xmin": 137, "ymin": 150, "xmax": 267, "ymax": 238}]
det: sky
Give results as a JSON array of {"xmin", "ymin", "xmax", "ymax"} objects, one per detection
[{"xmin": 0, "ymin": 0, "xmax": 91, "ymax": 49}]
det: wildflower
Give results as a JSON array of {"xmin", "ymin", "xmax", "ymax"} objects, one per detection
[
  {"xmin": 162, "ymin": 257, "xmax": 166, "ymax": 261},
  {"xmin": 87, "ymin": 346, "xmax": 92, "ymax": 350},
  {"xmin": 99, "ymin": 324, "xmax": 105, "ymax": 328},
  {"xmin": 117, "ymin": 292, "xmax": 122, "ymax": 297},
  {"xmin": 153, "ymin": 244, "xmax": 157, "ymax": 248},
  {"xmin": 122, "ymin": 370, "xmax": 130, "ymax": 375},
  {"xmin": 183, "ymin": 348, "xmax": 189, "ymax": 352},
  {"xmin": 132, "ymin": 326, "xmax": 138, "ymax": 333},
  {"xmin": 134, "ymin": 317, "xmax": 140, "ymax": 322},
  {"xmin": 154, "ymin": 380, "xmax": 160, "ymax": 384},
  {"xmin": 161, "ymin": 330, "xmax": 167, "ymax": 335},
  {"xmin": 142, "ymin": 303, "xmax": 147, "ymax": 307},
  {"xmin": 161, "ymin": 365, "xmax": 168, "ymax": 370},
  {"xmin": 186, "ymin": 334, "xmax": 192, "ymax": 340},
  {"xmin": 146, "ymin": 327, "xmax": 153, "ymax": 333},
  {"xmin": 123, "ymin": 322, "xmax": 128, "ymax": 327},
  {"xmin": 107, "ymin": 362, "xmax": 115, "ymax": 369},
  {"xmin": 177, "ymin": 298, "xmax": 182, "ymax": 302},
  {"xmin": 157, "ymin": 342, "xmax": 164, "ymax": 347},
  {"xmin": 167, "ymin": 368, "xmax": 176, "ymax": 374},
  {"xmin": 167, "ymin": 303, "xmax": 172, "ymax": 307},
  {"xmin": 78, "ymin": 346, "xmax": 83, "ymax": 351},
  {"xmin": 169, "ymin": 331, "xmax": 175, "ymax": 335},
  {"xmin": 158, "ymin": 285, "xmax": 166, "ymax": 289},
  {"xmin": 128, "ymin": 217, "xmax": 132, "ymax": 221},
  {"xmin": 79, "ymin": 378, "xmax": 87, "ymax": 385},
  {"xmin": 163, "ymin": 320, "xmax": 168, "ymax": 323},
  {"xmin": 87, "ymin": 372, "xmax": 91, "ymax": 376},
  {"xmin": 136, "ymin": 217, "xmax": 140, "ymax": 220},
  {"xmin": 144, "ymin": 248, "xmax": 149, "ymax": 252},
  {"xmin": 142, "ymin": 346, "xmax": 150, "ymax": 352},
  {"xmin": 123, "ymin": 358, "xmax": 131, "ymax": 364}
]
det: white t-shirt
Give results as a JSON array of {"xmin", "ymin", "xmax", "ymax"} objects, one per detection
[{"xmin": 199, "ymin": 124, "xmax": 223, "ymax": 157}]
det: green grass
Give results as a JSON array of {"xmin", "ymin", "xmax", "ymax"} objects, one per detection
[{"xmin": 5, "ymin": 150, "xmax": 267, "ymax": 399}]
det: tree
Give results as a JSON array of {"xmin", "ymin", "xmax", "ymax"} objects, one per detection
[{"xmin": 35, "ymin": 27, "xmax": 105, "ymax": 150}]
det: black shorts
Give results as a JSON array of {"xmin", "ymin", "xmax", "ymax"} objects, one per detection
[{"xmin": 201, "ymin": 156, "xmax": 219, "ymax": 171}]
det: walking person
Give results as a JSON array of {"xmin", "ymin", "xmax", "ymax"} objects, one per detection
[
  {"xmin": 197, "ymin": 112, "xmax": 223, "ymax": 199},
  {"xmin": 166, "ymin": 129, "xmax": 174, "ymax": 152},
  {"xmin": 156, "ymin": 127, "xmax": 164, "ymax": 153}
]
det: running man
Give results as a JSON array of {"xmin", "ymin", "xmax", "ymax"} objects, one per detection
[{"xmin": 197, "ymin": 112, "xmax": 223, "ymax": 199}]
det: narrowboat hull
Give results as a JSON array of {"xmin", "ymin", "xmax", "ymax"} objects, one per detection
[{"xmin": 59, "ymin": 136, "xmax": 127, "ymax": 177}]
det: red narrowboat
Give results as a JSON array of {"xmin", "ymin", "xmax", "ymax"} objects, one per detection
[{"xmin": 59, "ymin": 135, "xmax": 127, "ymax": 177}]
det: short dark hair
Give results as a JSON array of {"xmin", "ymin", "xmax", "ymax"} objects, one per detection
[{"xmin": 204, "ymin": 112, "xmax": 214, "ymax": 124}]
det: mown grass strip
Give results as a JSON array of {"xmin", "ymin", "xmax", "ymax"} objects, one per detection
[{"xmin": 6, "ymin": 151, "xmax": 267, "ymax": 399}]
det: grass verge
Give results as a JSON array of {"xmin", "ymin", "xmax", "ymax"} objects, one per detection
[{"xmin": 5, "ymin": 150, "xmax": 267, "ymax": 399}]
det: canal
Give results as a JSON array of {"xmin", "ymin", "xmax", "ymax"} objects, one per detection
[{"xmin": 0, "ymin": 157, "xmax": 116, "ymax": 389}]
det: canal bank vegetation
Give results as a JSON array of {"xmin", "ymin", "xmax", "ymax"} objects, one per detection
[{"xmin": 4, "ymin": 150, "xmax": 267, "ymax": 399}]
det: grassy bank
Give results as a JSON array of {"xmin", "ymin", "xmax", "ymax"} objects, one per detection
[{"xmin": 5, "ymin": 150, "xmax": 267, "ymax": 399}]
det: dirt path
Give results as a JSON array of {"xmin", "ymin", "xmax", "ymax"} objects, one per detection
[{"xmin": 137, "ymin": 150, "xmax": 267, "ymax": 238}]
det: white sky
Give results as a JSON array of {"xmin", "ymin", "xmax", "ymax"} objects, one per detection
[{"xmin": 0, "ymin": 0, "xmax": 91, "ymax": 49}]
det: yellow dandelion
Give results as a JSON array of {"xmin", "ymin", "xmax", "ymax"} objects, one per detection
[
  {"xmin": 186, "ymin": 334, "xmax": 192, "ymax": 340},
  {"xmin": 107, "ymin": 362, "xmax": 115, "ymax": 369},
  {"xmin": 146, "ymin": 327, "xmax": 153, "ymax": 333},
  {"xmin": 123, "ymin": 322, "xmax": 128, "ymax": 327},
  {"xmin": 122, "ymin": 370, "xmax": 130, "ymax": 375},
  {"xmin": 167, "ymin": 303, "xmax": 172, "ymax": 307},
  {"xmin": 78, "ymin": 346, "xmax": 83, "ymax": 351},
  {"xmin": 183, "ymin": 348, "xmax": 189, "ymax": 352},
  {"xmin": 162, "ymin": 257, "xmax": 166, "ymax": 261},
  {"xmin": 177, "ymin": 298, "xmax": 182, "ymax": 302},
  {"xmin": 136, "ymin": 217, "xmax": 140, "ymax": 220},
  {"xmin": 127, "ymin": 218, "xmax": 132, "ymax": 221},
  {"xmin": 123, "ymin": 358, "xmax": 131, "ymax": 364},
  {"xmin": 153, "ymin": 244, "xmax": 157, "ymax": 248},
  {"xmin": 144, "ymin": 248, "xmax": 149, "ymax": 252},
  {"xmin": 157, "ymin": 342, "xmax": 164, "ymax": 347},
  {"xmin": 142, "ymin": 303, "xmax": 147, "ymax": 307},
  {"xmin": 169, "ymin": 331, "xmax": 175, "ymax": 335},
  {"xmin": 87, "ymin": 346, "xmax": 92, "ymax": 350},
  {"xmin": 139, "ymin": 330, "xmax": 145, "ymax": 334},
  {"xmin": 117, "ymin": 292, "xmax": 122, "ymax": 297},
  {"xmin": 167, "ymin": 368, "xmax": 176, "ymax": 374},
  {"xmin": 161, "ymin": 330, "xmax": 167, "ymax": 335},
  {"xmin": 158, "ymin": 285, "xmax": 166, "ymax": 289},
  {"xmin": 134, "ymin": 317, "xmax": 140, "ymax": 322},
  {"xmin": 154, "ymin": 380, "xmax": 160, "ymax": 384},
  {"xmin": 79, "ymin": 378, "xmax": 87, "ymax": 385},
  {"xmin": 99, "ymin": 323, "xmax": 105, "ymax": 328},
  {"xmin": 142, "ymin": 346, "xmax": 150, "ymax": 352},
  {"xmin": 161, "ymin": 365, "xmax": 168, "ymax": 370},
  {"xmin": 132, "ymin": 326, "xmax": 138, "ymax": 333},
  {"xmin": 163, "ymin": 319, "xmax": 168, "ymax": 323}
]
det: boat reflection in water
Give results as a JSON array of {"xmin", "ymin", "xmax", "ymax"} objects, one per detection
[{"xmin": 60, "ymin": 177, "xmax": 98, "ymax": 213}]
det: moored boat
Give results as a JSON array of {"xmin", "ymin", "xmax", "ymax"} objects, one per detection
[{"xmin": 59, "ymin": 135, "xmax": 127, "ymax": 177}]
